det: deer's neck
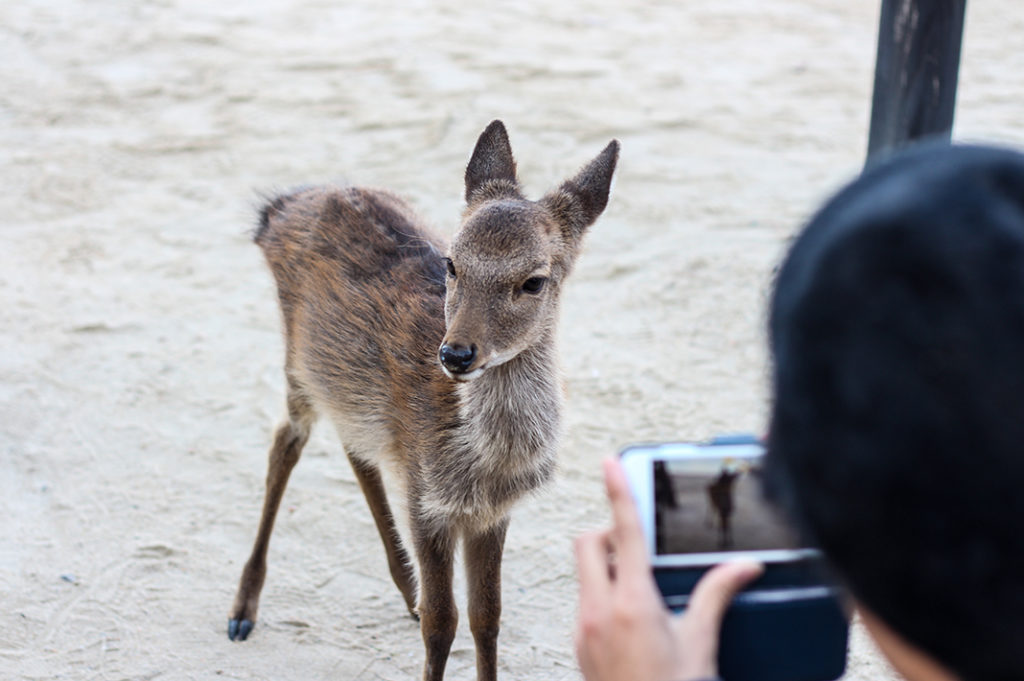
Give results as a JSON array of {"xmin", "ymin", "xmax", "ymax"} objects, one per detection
[
  {"xmin": 415, "ymin": 336, "xmax": 561, "ymax": 531},
  {"xmin": 457, "ymin": 334, "xmax": 562, "ymax": 482}
]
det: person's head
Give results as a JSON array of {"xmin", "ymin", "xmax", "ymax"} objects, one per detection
[{"xmin": 764, "ymin": 144, "xmax": 1024, "ymax": 681}]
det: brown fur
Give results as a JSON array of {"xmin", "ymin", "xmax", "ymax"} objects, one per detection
[{"xmin": 227, "ymin": 121, "xmax": 619, "ymax": 681}]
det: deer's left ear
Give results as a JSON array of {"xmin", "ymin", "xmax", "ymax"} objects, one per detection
[
  {"xmin": 542, "ymin": 140, "xmax": 619, "ymax": 240},
  {"xmin": 465, "ymin": 120, "xmax": 519, "ymax": 204}
]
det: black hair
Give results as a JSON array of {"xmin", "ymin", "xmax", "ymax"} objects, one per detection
[{"xmin": 764, "ymin": 143, "xmax": 1024, "ymax": 681}]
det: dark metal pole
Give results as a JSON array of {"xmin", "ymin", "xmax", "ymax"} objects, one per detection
[{"xmin": 866, "ymin": 0, "xmax": 967, "ymax": 161}]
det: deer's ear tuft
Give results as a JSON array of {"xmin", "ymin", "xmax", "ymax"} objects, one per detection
[{"xmin": 465, "ymin": 120, "xmax": 519, "ymax": 203}]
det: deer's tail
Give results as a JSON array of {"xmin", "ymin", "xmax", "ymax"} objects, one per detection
[{"xmin": 254, "ymin": 188, "xmax": 310, "ymax": 245}]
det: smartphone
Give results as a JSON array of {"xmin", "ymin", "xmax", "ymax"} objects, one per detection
[{"xmin": 620, "ymin": 435, "xmax": 849, "ymax": 681}]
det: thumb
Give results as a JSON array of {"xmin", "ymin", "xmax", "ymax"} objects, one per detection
[
  {"xmin": 669, "ymin": 561, "xmax": 764, "ymax": 680},
  {"xmin": 686, "ymin": 560, "xmax": 764, "ymax": 631}
]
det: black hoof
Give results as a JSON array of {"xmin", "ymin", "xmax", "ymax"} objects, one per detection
[{"xmin": 228, "ymin": 618, "xmax": 254, "ymax": 641}]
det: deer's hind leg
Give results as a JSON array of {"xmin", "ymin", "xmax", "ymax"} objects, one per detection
[
  {"xmin": 228, "ymin": 381, "xmax": 316, "ymax": 641},
  {"xmin": 346, "ymin": 452, "xmax": 419, "ymax": 616}
]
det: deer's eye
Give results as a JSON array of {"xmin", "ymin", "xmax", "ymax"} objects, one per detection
[
  {"xmin": 445, "ymin": 258, "xmax": 456, "ymax": 278},
  {"xmin": 521, "ymin": 277, "xmax": 547, "ymax": 295}
]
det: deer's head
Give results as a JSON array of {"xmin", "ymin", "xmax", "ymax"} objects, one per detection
[{"xmin": 439, "ymin": 121, "xmax": 619, "ymax": 381}]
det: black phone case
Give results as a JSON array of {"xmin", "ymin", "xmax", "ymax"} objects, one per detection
[{"xmin": 655, "ymin": 560, "xmax": 849, "ymax": 681}]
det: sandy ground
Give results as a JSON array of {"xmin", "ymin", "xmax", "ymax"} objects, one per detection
[{"xmin": 3, "ymin": 2, "xmax": 1023, "ymax": 680}]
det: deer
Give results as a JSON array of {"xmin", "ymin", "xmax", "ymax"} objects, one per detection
[
  {"xmin": 226, "ymin": 120, "xmax": 619, "ymax": 681},
  {"xmin": 706, "ymin": 469, "xmax": 740, "ymax": 549}
]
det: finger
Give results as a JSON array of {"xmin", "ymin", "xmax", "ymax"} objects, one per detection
[
  {"xmin": 575, "ymin": 530, "xmax": 613, "ymax": 602},
  {"xmin": 602, "ymin": 458, "xmax": 649, "ymax": 575},
  {"xmin": 685, "ymin": 560, "xmax": 764, "ymax": 630}
]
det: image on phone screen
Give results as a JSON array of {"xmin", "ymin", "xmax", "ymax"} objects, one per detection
[{"xmin": 653, "ymin": 456, "xmax": 796, "ymax": 555}]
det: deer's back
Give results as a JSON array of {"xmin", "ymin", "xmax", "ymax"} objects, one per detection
[{"xmin": 256, "ymin": 186, "xmax": 452, "ymax": 458}]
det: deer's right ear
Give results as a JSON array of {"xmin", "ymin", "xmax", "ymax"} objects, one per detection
[
  {"xmin": 465, "ymin": 120, "xmax": 519, "ymax": 203},
  {"xmin": 542, "ymin": 140, "xmax": 619, "ymax": 241}
]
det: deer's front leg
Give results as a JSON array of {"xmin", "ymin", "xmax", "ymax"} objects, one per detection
[
  {"xmin": 413, "ymin": 520, "xmax": 457, "ymax": 681},
  {"xmin": 464, "ymin": 517, "xmax": 509, "ymax": 681}
]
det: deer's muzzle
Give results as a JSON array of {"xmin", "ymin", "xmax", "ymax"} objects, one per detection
[{"xmin": 439, "ymin": 342, "xmax": 477, "ymax": 376}]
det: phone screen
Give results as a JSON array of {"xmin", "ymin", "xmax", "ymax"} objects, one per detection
[{"xmin": 653, "ymin": 455, "xmax": 796, "ymax": 555}]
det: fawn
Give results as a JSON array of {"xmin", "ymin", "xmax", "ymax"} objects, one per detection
[
  {"xmin": 706, "ymin": 469, "xmax": 740, "ymax": 548},
  {"xmin": 227, "ymin": 120, "xmax": 619, "ymax": 681}
]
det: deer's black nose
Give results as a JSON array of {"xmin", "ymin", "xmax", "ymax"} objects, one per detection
[{"xmin": 439, "ymin": 343, "xmax": 476, "ymax": 374}]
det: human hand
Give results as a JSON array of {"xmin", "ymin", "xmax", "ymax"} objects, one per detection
[{"xmin": 574, "ymin": 458, "xmax": 763, "ymax": 681}]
